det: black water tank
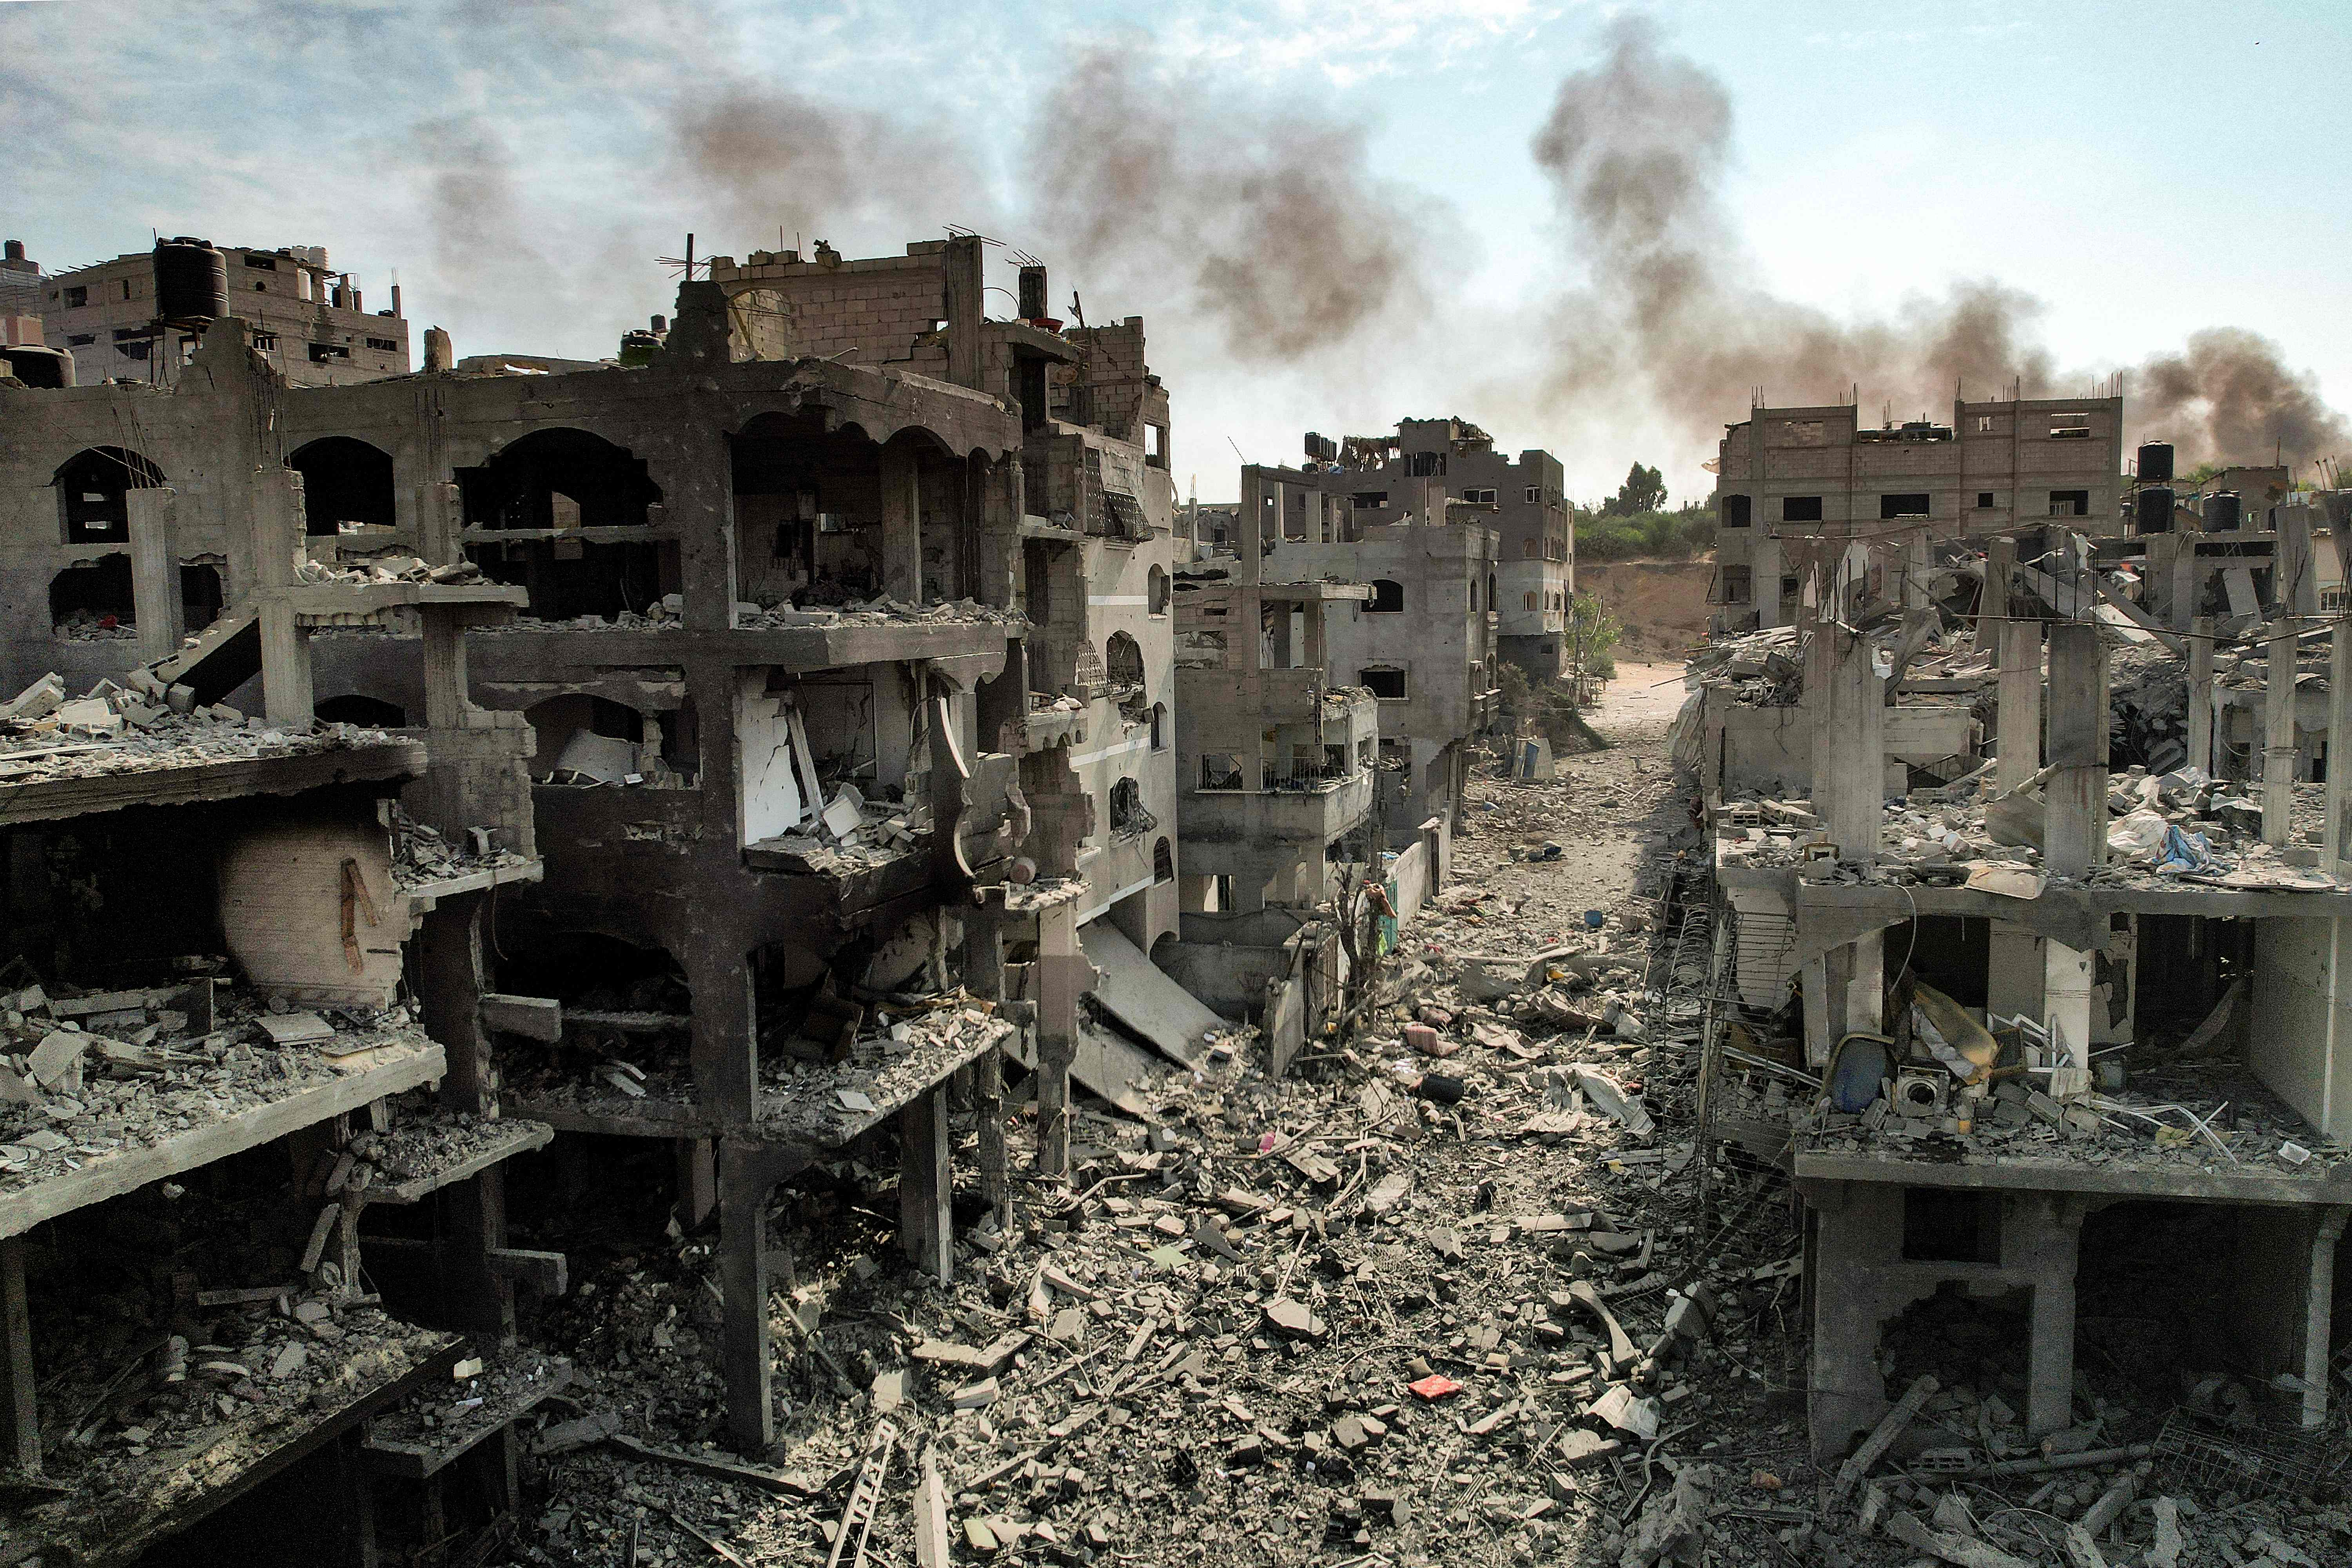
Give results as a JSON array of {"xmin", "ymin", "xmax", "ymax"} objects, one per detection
[
  {"xmin": 2134, "ymin": 485, "xmax": 2173, "ymax": 534},
  {"xmin": 153, "ymin": 237, "xmax": 227, "ymax": 325},
  {"xmin": 0, "ymin": 343, "xmax": 73, "ymax": 388},
  {"xmin": 2203, "ymin": 491, "xmax": 2242, "ymax": 532},
  {"xmin": 2136, "ymin": 441, "xmax": 2174, "ymax": 483}
]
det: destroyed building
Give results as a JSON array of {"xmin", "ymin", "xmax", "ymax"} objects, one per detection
[
  {"xmin": 4, "ymin": 236, "xmax": 411, "ymax": 388},
  {"xmin": 0, "ymin": 321, "xmax": 552, "ymax": 1561},
  {"xmin": 0, "ymin": 225, "xmax": 1249, "ymax": 1559},
  {"xmin": 1290, "ymin": 419, "xmax": 1572, "ymax": 677},
  {"xmin": 1251, "ymin": 460, "xmax": 1503, "ymax": 844},
  {"xmin": 1167, "ymin": 463, "xmax": 1393, "ymax": 1071},
  {"xmin": 1712, "ymin": 394, "xmax": 2126, "ymax": 632},
  {"xmin": 1680, "ymin": 478, "xmax": 2352, "ymax": 1472}
]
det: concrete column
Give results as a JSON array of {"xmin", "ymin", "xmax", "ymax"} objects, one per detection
[
  {"xmin": 674, "ymin": 1139, "xmax": 716, "ymax": 1229},
  {"xmin": 2329, "ymin": 626, "xmax": 2352, "ymax": 876},
  {"xmin": 1793, "ymin": 955, "xmax": 1828, "ymax": 1073},
  {"xmin": 2265, "ymin": 626, "xmax": 2298, "ymax": 848},
  {"xmin": 1979, "ymin": 537, "xmax": 2014, "ymax": 663},
  {"xmin": 880, "ymin": 442, "xmax": 923, "ymax": 603},
  {"xmin": 1996, "ymin": 621, "xmax": 2043, "ymax": 791},
  {"xmin": 686, "ymin": 939, "xmax": 759, "ymax": 1127},
  {"xmin": 898, "ymin": 1083, "xmax": 953, "ymax": 1283},
  {"xmin": 258, "ymin": 600, "xmax": 314, "ymax": 727},
  {"xmin": 1033, "ymin": 901, "xmax": 1085, "ymax": 1176},
  {"xmin": 2019, "ymin": 1195, "xmax": 2088, "ymax": 1441},
  {"xmin": 1987, "ymin": 922, "xmax": 2044, "ymax": 1025},
  {"xmin": 2171, "ymin": 530, "xmax": 2201, "ymax": 633},
  {"xmin": 1807, "ymin": 1183, "xmax": 1900, "ymax": 1459},
  {"xmin": 2043, "ymin": 621, "xmax": 2106, "ymax": 877},
  {"xmin": 718, "ymin": 1141, "xmax": 777, "ymax": 1452},
  {"xmin": 2044, "ymin": 939, "xmax": 2094, "ymax": 1074},
  {"xmin": 1816, "ymin": 627, "xmax": 1884, "ymax": 865},
  {"xmin": 2305, "ymin": 1208, "xmax": 2351, "ymax": 1428},
  {"xmin": 1903, "ymin": 530, "xmax": 1932, "ymax": 610},
  {"xmin": 0, "ymin": 1238, "xmax": 35, "ymax": 1475},
  {"xmin": 1754, "ymin": 533, "xmax": 1783, "ymax": 630},
  {"xmin": 944, "ymin": 235, "xmax": 984, "ymax": 392},
  {"xmin": 125, "ymin": 487, "xmax": 180, "ymax": 664},
  {"xmin": 2189, "ymin": 615, "xmax": 2217, "ymax": 779}
]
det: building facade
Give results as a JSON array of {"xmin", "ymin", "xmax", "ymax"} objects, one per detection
[
  {"xmin": 1257, "ymin": 464, "xmax": 1501, "ymax": 843},
  {"xmin": 1296, "ymin": 418, "xmax": 1570, "ymax": 676},
  {"xmin": 6, "ymin": 236, "xmax": 411, "ymax": 388},
  {"xmin": 1711, "ymin": 395, "xmax": 2125, "ymax": 631}
]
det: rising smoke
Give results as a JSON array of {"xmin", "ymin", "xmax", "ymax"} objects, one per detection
[
  {"xmin": 666, "ymin": 82, "xmax": 987, "ymax": 250},
  {"xmin": 1530, "ymin": 17, "xmax": 2344, "ymax": 469},
  {"xmin": 1029, "ymin": 44, "xmax": 1438, "ymax": 361}
]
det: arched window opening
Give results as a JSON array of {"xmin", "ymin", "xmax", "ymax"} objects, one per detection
[
  {"xmin": 1147, "ymin": 564, "xmax": 1169, "ymax": 616},
  {"xmin": 1110, "ymin": 777, "xmax": 1155, "ymax": 841},
  {"xmin": 1367, "ymin": 578, "xmax": 1404, "ymax": 612},
  {"xmin": 55, "ymin": 447, "xmax": 165, "ymax": 544},
  {"xmin": 461, "ymin": 428, "xmax": 668, "ymax": 622},
  {"xmin": 1104, "ymin": 631, "xmax": 1145, "ymax": 693},
  {"xmin": 1149, "ymin": 701, "xmax": 1167, "ymax": 752},
  {"xmin": 1486, "ymin": 572, "xmax": 1497, "ymax": 610},
  {"xmin": 1153, "ymin": 836, "xmax": 1174, "ymax": 884},
  {"xmin": 290, "ymin": 436, "xmax": 397, "ymax": 535},
  {"xmin": 50, "ymin": 556, "xmax": 136, "ymax": 639}
]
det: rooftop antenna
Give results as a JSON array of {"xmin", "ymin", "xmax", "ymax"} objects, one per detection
[{"xmin": 657, "ymin": 233, "xmax": 707, "ymax": 281}]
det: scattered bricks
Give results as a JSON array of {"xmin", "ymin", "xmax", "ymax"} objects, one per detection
[
  {"xmin": 1330, "ymin": 1414, "xmax": 1368, "ymax": 1450},
  {"xmin": 1263, "ymin": 1298, "xmax": 1327, "ymax": 1341}
]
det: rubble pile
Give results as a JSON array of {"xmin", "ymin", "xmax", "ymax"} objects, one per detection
[
  {"xmin": 1718, "ymin": 766, "xmax": 2341, "ymax": 893},
  {"xmin": 752, "ymin": 779, "xmax": 932, "ymax": 871},
  {"xmin": 0, "ymin": 669, "xmax": 396, "ymax": 783},
  {"xmin": 0, "ymin": 973, "xmax": 430, "ymax": 1188},
  {"xmin": 294, "ymin": 553, "xmax": 487, "ymax": 588},
  {"xmin": 387, "ymin": 806, "xmax": 532, "ymax": 891},
  {"xmin": 739, "ymin": 596, "xmax": 1030, "ymax": 631},
  {"xmin": 15, "ymin": 1156, "xmax": 462, "ymax": 1560},
  {"xmin": 52, "ymin": 607, "xmax": 138, "ymax": 641}
]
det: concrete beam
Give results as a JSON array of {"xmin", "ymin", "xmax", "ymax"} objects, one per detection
[{"xmin": 881, "ymin": 441, "xmax": 922, "ymax": 603}]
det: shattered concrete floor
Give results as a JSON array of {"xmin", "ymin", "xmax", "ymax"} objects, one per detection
[{"xmin": 485, "ymin": 663, "xmax": 2349, "ymax": 1568}]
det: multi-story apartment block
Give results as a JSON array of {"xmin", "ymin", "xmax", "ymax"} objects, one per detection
[
  {"xmin": 1298, "ymin": 419, "xmax": 1570, "ymax": 676},
  {"xmin": 1711, "ymin": 395, "xmax": 2125, "ymax": 631},
  {"xmin": 7, "ymin": 236, "xmax": 410, "ymax": 388},
  {"xmin": 1255, "ymin": 462, "xmax": 1501, "ymax": 842}
]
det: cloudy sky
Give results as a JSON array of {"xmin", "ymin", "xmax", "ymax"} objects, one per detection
[{"xmin": 4, "ymin": 0, "xmax": 2347, "ymax": 501}]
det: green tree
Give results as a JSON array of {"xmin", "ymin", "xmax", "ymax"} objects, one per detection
[
  {"xmin": 1565, "ymin": 590, "xmax": 1621, "ymax": 684},
  {"xmin": 1598, "ymin": 461, "xmax": 1667, "ymax": 519}
]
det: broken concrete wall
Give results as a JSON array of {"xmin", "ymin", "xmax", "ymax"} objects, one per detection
[{"xmin": 2250, "ymin": 917, "xmax": 2352, "ymax": 1142}]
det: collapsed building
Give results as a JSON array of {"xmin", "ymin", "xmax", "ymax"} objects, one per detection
[
  {"xmin": 0, "ymin": 227, "xmax": 1287, "ymax": 1557},
  {"xmin": 1677, "ymin": 460, "xmax": 2352, "ymax": 1471}
]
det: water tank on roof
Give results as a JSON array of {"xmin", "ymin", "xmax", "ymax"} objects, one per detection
[
  {"xmin": 2203, "ymin": 491, "xmax": 2241, "ymax": 532},
  {"xmin": 2136, "ymin": 442, "xmax": 2174, "ymax": 484},
  {"xmin": 2134, "ymin": 485, "xmax": 2173, "ymax": 535},
  {"xmin": 153, "ymin": 238, "xmax": 228, "ymax": 326},
  {"xmin": 0, "ymin": 343, "xmax": 73, "ymax": 388}
]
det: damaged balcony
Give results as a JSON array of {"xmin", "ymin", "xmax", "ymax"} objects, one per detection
[{"xmin": 0, "ymin": 978, "xmax": 447, "ymax": 1238}]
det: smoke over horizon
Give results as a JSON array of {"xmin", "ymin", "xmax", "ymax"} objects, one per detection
[
  {"xmin": 1028, "ymin": 44, "xmax": 1440, "ymax": 361},
  {"xmin": 666, "ymin": 81, "xmax": 991, "ymax": 252},
  {"xmin": 1526, "ymin": 17, "xmax": 2345, "ymax": 471}
]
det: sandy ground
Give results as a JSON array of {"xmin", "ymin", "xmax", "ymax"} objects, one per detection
[{"xmin": 1574, "ymin": 559, "xmax": 1715, "ymax": 661}]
